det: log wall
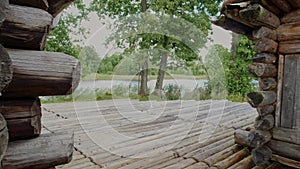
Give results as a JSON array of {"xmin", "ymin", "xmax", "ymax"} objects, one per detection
[{"xmin": 215, "ymin": 0, "xmax": 300, "ymax": 168}]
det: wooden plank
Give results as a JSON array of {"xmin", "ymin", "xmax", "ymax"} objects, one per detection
[
  {"xmin": 0, "ymin": 4, "xmax": 52, "ymax": 50},
  {"xmin": 2, "ymin": 49, "xmax": 81, "ymax": 97},
  {"xmin": 9, "ymin": 0, "xmax": 49, "ymax": 10},
  {"xmin": 281, "ymin": 55, "xmax": 297, "ymax": 128},
  {"xmin": 0, "ymin": 45, "xmax": 12, "ymax": 93},
  {"xmin": 276, "ymin": 55, "xmax": 284, "ymax": 127},
  {"xmin": 279, "ymin": 41, "xmax": 300, "ymax": 54},
  {"xmin": 268, "ymin": 139, "xmax": 300, "ymax": 161},
  {"xmin": 272, "ymin": 127, "xmax": 300, "ymax": 145},
  {"xmin": 2, "ymin": 131, "xmax": 74, "ymax": 169}
]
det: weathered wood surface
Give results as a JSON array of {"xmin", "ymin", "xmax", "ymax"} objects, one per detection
[
  {"xmin": 0, "ymin": 4, "xmax": 52, "ymax": 50},
  {"xmin": 254, "ymin": 38, "xmax": 278, "ymax": 53},
  {"xmin": 281, "ymin": 9, "xmax": 300, "ymax": 24},
  {"xmin": 2, "ymin": 131, "xmax": 74, "ymax": 169},
  {"xmin": 248, "ymin": 129, "xmax": 272, "ymax": 148},
  {"xmin": 251, "ymin": 0, "xmax": 281, "ymax": 16},
  {"xmin": 281, "ymin": 55, "xmax": 299, "ymax": 129},
  {"xmin": 0, "ymin": 45, "xmax": 12, "ymax": 94},
  {"xmin": 254, "ymin": 114, "xmax": 274, "ymax": 131},
  {"xmin": 252, "ymin": 53, "xmax": 277, "ymax": 64},
  {"xmin": 277, "ymin": 23, "xmax": 300, "ymax": 41},
  {"xmin": 279, "ymin": 40, "xmax": 300, "ymax": 54},
  {"xmin": 239, "ymin": 4, "xmax": 280, "ymax": 29},
  {"xmin": 41, "ymin": 100, "xmax": 258, "ymax": 169},
  {"xmin": 0, "ymin": 113, "xmax": 8, "ymax": 163},
  {"xmin": 234, "ymin": 129, "xmax": 251, "ymax": 147},
  {"xmin": 253, "ymin": 27, "xmax": 277, "ymax": 41},
  {"xmin": 268, "ymin": 139, "xmax": 300, "ymax": 161},
  {"xmin": 272, "ymin": 154, "xmax": 300, "ymax": 168},
  {"xmin": 259, "ymin": 78, "xmax": 277, "ymax": 91},
  {"xmin": 257, "ymin": 104, "xmax": 275, "ymax": 116},
  {"xmin": 0, "ymin": 0, "xmax": 8, "ymax": 26},
  {"xmin": 247, "ymin": 91, "xmax": 276, "ymax": 108},
  {"xmin": 252, "ymin": 146, "xmax": 272, "ymax": 166},
  {"xmin": 9, "ymin": 0, "xmax": 49, "ymax": 10},
  {"xmin": 48, "ymin": 0, "xmax": 75, "ymax": 17},
  {"xmin": 271, "ymin": 0, "xmax": 292, "ymax": 13},
  {"xmin": 248, "ymin": 63, "xmax": 277, "ymax": 78},
  {"xmin": 272, "ymin": 127, "xmax": 300, "ymax": 145},
  {"xmin": 1, "ymin": 49, "xmax": 80, "ymax": 97},
  {"xmin": 275, "ymin": 55, "xmax": 284, "ymax": 127}
]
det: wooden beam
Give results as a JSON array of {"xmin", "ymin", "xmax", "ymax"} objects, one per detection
[
  {"xmin": 212, "ymin": 15, "xmax": 254, "ymax": 38},
  {"xmin": 253, "ymin": 27, "xmax": 277, "ymax": 41},
  {"xmin": 254, "ymin": 114, "xmax": 274, "ymax": 131},
  {"xmin": 0, "ymin": 97, "xmax": 42, "ymax": 140},
  {"xmin": 272, "ymin": 154, "xmax": 300, "ymax": 168},
  {"xmin": 254, "ymin": 38, "xmax": 278, "ymax": 53},
  {"xmin": 259, "ymin": 78, "xmax": 277, "ymax": 91},
  {"xmin": 252, "ymin": 146, "xmax": 272, "ymax": 166},
  {"xmin": 281, "ymin": 9, "xmax": 300, "ymax": 24},
  {"xmin": 248, "ymin": 129, "xmax": 272, "ymax": 148},
  {"xmin": 279, "ymin": 41, "xmax": 300, "ymax": 54},
  {"xmin": 228, "ymin": 155, "xmax": 255, "ymax": 169},
  {"xmin": 277, "ymin": 23, "xmax": 300, "ymax": 41},
  {"xmin": 48, "ymin": 0, "xmax": 75, "ymax": 17},
  {"xmin": 239, "ymin": 4, "xmax": 280, "ymax": 29},
  {"xmin": 9, "ymin": 0, "xmax": 49, "ymax": 10},
  {"xmin": 248, "ymin": 63, "xmax": 277, "ymax": 78},
  {"xmin": 247, "ymin": 91, "xmax": 277, "ymax": 108},
  {"xmin": 268, "ymin": 139, "xmax": 300, "ymax": 161},
  {"xmin": 0, "ymin": 4, "xmax": 52, "ymax": 50},
  {"xmin": 0, "ymin": 45, "xmax": 12, "ymax": 94},
  {"xmin": 224, "ymin": 9, "xmax": 258, "ymax": 29},
  {"xmin": 2, "ymin": 131, "xmax": 74, "ymax": 169},
  {"xmin": 272, "ymin": 127, "xmax": 300, "ymax": 145},
  {"xmin": 252, "ymin": 53, "xmax": 277, "ymax": 64},
  {"xmin": 1, "ymin": 49, "xmax": 81, "ymax": 97},
  {"xmin": 250, "ymin": 0, "xmax": 281, "ymax": 16}
]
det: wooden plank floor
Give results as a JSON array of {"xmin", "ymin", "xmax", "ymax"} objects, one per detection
[{"xmin": 41, "ymin": 99, "xmax": 258, "ymax": 169}]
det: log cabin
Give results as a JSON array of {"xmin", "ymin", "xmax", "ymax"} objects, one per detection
[{"xmin": 214, "ymin": 0, "xmax": 300, "ymax": 168}]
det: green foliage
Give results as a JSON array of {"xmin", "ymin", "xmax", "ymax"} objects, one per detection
[
  {"xmin": 98, "ymin": 53, "xmax": 124, "ymax": 74},
  {"xmin": 78, "ymin": 46, "xmax": 101, "ymax": 76},
  {"xmin": 163, "ymin": 84, "xmax": 181, "ymax": 100}
]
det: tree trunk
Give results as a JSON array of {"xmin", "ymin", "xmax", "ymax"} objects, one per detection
[
  {"xmin": 2, "ymin": 131, "xmax": 74, "ymax": 169},
  {"xmin": 154, "ymin": 35, "xmax": 169, "ymax": 97},
  {"xmin": 2, "ymin": 49, "xmax": 81, "ymax": 97},
  {"xmin": 0, "ymin": 45, "xmax": 13, "ymax": 94}
]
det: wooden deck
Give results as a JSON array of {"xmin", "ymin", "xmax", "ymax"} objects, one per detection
[{"xmin": 41, "ymin": 99, "xmax": 259, "ymax": 169}]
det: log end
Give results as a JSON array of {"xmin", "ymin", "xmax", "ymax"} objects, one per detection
[
  {"xmin": 66, "ymin": 61, "xmax": 81, "ymax": 95},
  {"xmin": 0, "ymin": 45, "xmax": 13, "ymax": 94},
  {"xmin": 252, "ymin": 146, "xmax": 272, "ymax": 166}
]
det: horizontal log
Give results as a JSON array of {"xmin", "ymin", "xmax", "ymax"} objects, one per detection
[
  {"xmin": 272, "ymin": 127, "xmax": 300, "ymax": 145},
  {"xmin": 279, "ymin": 40, "xmax": 300, "ymax": 54},
  {"xmin": 48, "ymin": 0, "xmax": 75, "ymax": 17},
  {"xmin": 252, "ymin": 146, "xmax": 272, "ymax": 166},
  {"xmin": 247, "ymin": 91, "xmax": 276, "ymax": 108},
  {"xmin": 286, "ymin": 0, "xmax": 300, "ymax": 9},
  {"xmin": 277, "ymin": 23, "xmax": 300, "ymax": 41},
  {"xmin": 268, "ymin": 139, "xmax": 300, "ymax": 161},
  {"xmin": 259, "ymin": 78, "xmax": 277, "ymax": 91},
  {"xmin": 224, "ymin": 9, "xmax": 258, "ymax": 29},
  {"xmin": 271, "ymin": 0, "xmax": 292, "ymax": 13},
  {"xmin": 213, "ymin": 148, "xmax": 250, "ymax": 169},
  {"xmin": 252, "ymin": 53, "xmax": 277, "ymax": 64},
  {"xmin": 227, "ymin": 155, "xmax": 255, "ymax": 169},
  {"xmin": 257, "ymin": 104, "xmax": 275, "ymax": 116},
  {"xmin": 9, "ymin": 0, "xmax": 49, "ymax": 10},
  {"xmin": 0, "ymin": 97, "xmax": 42, "ymax": 140},
  {"xmin": 2, "ymin": 131, "xmax": 74, "ymax": 169},
  {"xmin": 212, "ymin": 15, "xmax": 254, "ymax": 38},
  {"xmin": 253, "ymin": 27, "xmax": 277, "ymax": 41},
  {"xmin": 1, "ymin": 4, "xmax": 52, "ymax": 50},
  {"xmin": 0, "ymin": 113, "xmax": 8, "ymax": 162},
  {"xmin": 0, "ymin": 45, "xmax": 13, "ymax": 94},
  {"xmin": 239, "ymin": 4, "xmax": 280, "ymax": 29},
  {"xmin": 254, "ymin": 114, "xmax": 274, "ymax": 131},
  {"xmin": 281, "ymin": 9, "xmax": 300, "ymax": 24},
  {"xmin": 1, "ymin": 49, "xmax": 81, "ymax": 97},
  {"xmin": 248, "ymin": 129, "xmax": 272, "ymax": 148},
  {"xmin": 234, "ymin": 129, "xmax": 252, "ymax": 147},
  {"xmin": 248, "ymin": 63, "xmax": 277, "ymax": 78},
  {"xmin": 272, "ymin": 154, "xmax": 300, "ymax": 168},
  {"xmin": 250, "ymin": 0, "xmax": 281, "ymax": 16},
  {"xmin": 0, "ymin": 0, "xmax": 8, "ymax": 26},
  {"xmin": 254, "ymin": 38, "xmax": 278, "ymax": 53}
]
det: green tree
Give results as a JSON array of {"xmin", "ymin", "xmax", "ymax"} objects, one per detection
[
  {"xmin": 98, "ymin": 53, "xmax": 124, "ymax": 74},
  {"xmin": 78, "ymin": 46, "xmax": 101, "ymax": 76},
  {"xmin": 90, "ymin": 0, "xmax": 223, "ymax": 97}
]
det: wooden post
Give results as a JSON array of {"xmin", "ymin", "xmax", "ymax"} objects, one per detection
[
  {"xmin": 2, "ymin": 131, "xmax": 74, "ymax": 169},
  {"xmin": 0, "ymin": 4, "xmax": 52, "ymax": 50},
  {"xmin": 0, "ymin": 45, "xmax": 12, "ymax": 94},
  {"xmin": 2, "ymin": 49, "xmax": 81, "ymax": 97}
]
